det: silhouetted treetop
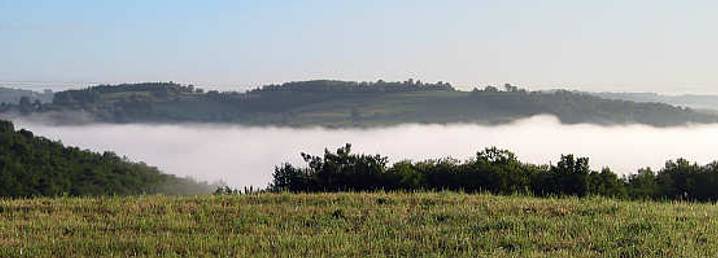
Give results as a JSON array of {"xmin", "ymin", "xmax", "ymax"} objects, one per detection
[
  {"xmin": 271, "ymin": 144, "xmax": 718, "ymax": 202},
  {"xmin": 249, "ymin": 79, "xmax": 454, "ymax": 94}
]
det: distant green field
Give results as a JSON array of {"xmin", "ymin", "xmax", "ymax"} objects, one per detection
[{"xmin": 2, "ymin": 193, "xmax": 717, "ymax": 257}]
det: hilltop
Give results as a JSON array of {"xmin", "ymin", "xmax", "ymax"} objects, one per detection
[{"xmin": 2, "ymin": 80, "xmax": 717, "ymax": 127}]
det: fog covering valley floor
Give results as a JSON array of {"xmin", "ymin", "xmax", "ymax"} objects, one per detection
[
  {"xmin": 2, "ymin": 192, "xmax": 718, "ymax": 257},
  {"xmin": 14, "ymin": 115, "xmax": 718, "ymax": 189}
]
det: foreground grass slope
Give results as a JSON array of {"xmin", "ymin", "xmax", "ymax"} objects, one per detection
[{"xmin": 1, "ymin": 193, "xmax": 717, "ymax": 257}]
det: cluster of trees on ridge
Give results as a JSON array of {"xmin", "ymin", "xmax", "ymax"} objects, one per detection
[
  {"xmin": 0, "ymin": 87, "xmax": 53, "ymax": 105},
  {"xmin": 0, "ymin": 87, "xmax": 52, "ymax": 115},
  {"xmin": 0, "ymin": 119, "xmax": 213, "ymax": 197},
  {"xmin": 271, "ymin": 144, "xmax": 718, "ymax": 201},
  {"xmin": 1, "ymin": 80, "xmax": 714, "ymax": 127}
]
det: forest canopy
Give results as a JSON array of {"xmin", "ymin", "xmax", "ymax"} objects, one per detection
[{"xmin": 0, "ymin": 119, "xmax": 213, "ymax": 197}]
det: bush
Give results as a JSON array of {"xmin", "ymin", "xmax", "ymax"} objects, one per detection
[{"xmin": 270, "ymin": 144, "xmax": 718, "ymax": 202}]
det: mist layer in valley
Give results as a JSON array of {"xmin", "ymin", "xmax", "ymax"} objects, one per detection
[{"xmin": 13, "ymin": 115, "xmax": 718, "ymax": 189}]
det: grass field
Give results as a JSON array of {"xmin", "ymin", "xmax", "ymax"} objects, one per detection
[{"xmin": 1, "ymin": 192, "xmax": 717, "ymax": 257}]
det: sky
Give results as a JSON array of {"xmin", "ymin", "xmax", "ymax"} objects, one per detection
[{"xmin": 1, "ymin": 0, "xmax": 717, "ymax": 94}]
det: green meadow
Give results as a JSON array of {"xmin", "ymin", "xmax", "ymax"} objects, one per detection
[{"xmin": 2, "ymin": 192, "xmax": 717, "ymax": 257}]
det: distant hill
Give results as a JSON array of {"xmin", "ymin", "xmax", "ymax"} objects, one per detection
[
  {"xmin": 585, "ymin": 92, "xmax": 718, "ymax": 111},
  {"xmin": 0, "ymin": 119, "xmax": 213, "ymax": 197},
  {"xmin": 2, "ymin": 80, "xmax": 717, "ymax": 127},
  {"xmin": 0, "ymin": 87, "xmax": 53, "ymax": 105}
]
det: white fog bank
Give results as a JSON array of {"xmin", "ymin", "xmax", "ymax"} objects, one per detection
[{"xmin": 13, "ymin": 116, "xmax": 718, "ymax": 188}]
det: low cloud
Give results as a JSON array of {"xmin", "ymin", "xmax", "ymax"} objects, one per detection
[{"xmin": 13, "ymin": 115, "xmax": 718, "ymax": 188}]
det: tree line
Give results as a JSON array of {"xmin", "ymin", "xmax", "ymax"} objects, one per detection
[{"xmin": 270, "ymin": 144, "xmax": 718, "ymax": 202}]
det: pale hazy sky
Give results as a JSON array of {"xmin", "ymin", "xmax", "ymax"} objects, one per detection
[{"xmin": 1, "ymin": 0, "xmax": 717, "ymax": 93}]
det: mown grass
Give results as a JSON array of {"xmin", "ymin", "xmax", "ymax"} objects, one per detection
[{"xmin": 1, "ymin": 192, "xmax": 717, "ymax": 257}]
